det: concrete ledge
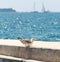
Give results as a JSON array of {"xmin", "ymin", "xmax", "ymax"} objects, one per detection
[
  {"xmin": 0, "ymin": 39, "xmax": 60, "ymax": 62},
  {"xmin": 0, "ymin": 45, "xmax": 60, "ymax": 62}
]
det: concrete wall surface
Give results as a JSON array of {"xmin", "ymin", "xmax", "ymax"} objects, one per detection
[{"xmin": 0, "ymin": 45, "xmax": 60, "ymax": 62}]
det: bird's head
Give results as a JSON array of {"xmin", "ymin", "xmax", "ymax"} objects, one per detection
[{"xmin": 31, "ymin": 38, "xmax": 36, "ymax": 42}]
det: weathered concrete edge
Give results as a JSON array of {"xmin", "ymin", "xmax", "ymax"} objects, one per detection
[{"xmin": 0, "ymin": 45, "xmax": 60, "ymax": 62}]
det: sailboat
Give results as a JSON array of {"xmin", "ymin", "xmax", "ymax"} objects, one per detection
[
  {"xmin": 32, "ymin": 0, "xmax": 38, "ymax": 13},
  {"xmin": 42, "ymin": 3, "xmax": 50, "ymax": 13}
]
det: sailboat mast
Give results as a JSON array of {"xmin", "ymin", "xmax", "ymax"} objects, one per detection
[
  {"xmin": 42, "ymin": 3, "xmax": 45, "ymax": 12},
  {"xmin": 34, "ymin": 0, "xmax": 36, "ymax": 11}
]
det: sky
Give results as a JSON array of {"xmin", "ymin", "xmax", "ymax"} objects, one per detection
[{"xmin": 0, "ymin": 0, "xmax": 60, "ymax": 12}]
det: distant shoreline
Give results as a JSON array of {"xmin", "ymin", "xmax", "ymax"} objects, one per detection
[{"xmin": 0, "ymin": 8, "xmax": 16, "ymax": 12}]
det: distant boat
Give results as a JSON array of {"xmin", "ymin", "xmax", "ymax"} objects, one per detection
[
  {"xmin": 32, "ymin": 11, "xmax": 39, "ymax": 13},
  {"xmin": 32, "ymin": 0, "xmax": 39, "ymax": 13},
  {"xmin": 42, "ymin": 3, "xmax": 50, "ymax": 13}
]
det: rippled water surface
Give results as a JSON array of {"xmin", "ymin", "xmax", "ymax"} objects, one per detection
[{"xmin": 0, "ymin": 12, "xmax": 60, "ymax": 41}]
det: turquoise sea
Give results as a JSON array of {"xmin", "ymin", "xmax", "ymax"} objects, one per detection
[{"xmin": 0, "ymin": 12, "xmax": 60, "ymax": 41}]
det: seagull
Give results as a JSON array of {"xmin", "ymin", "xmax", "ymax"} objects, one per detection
[{"xmin": 18, "ymin": 37, "xmax": 35, "ymax": 47}]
